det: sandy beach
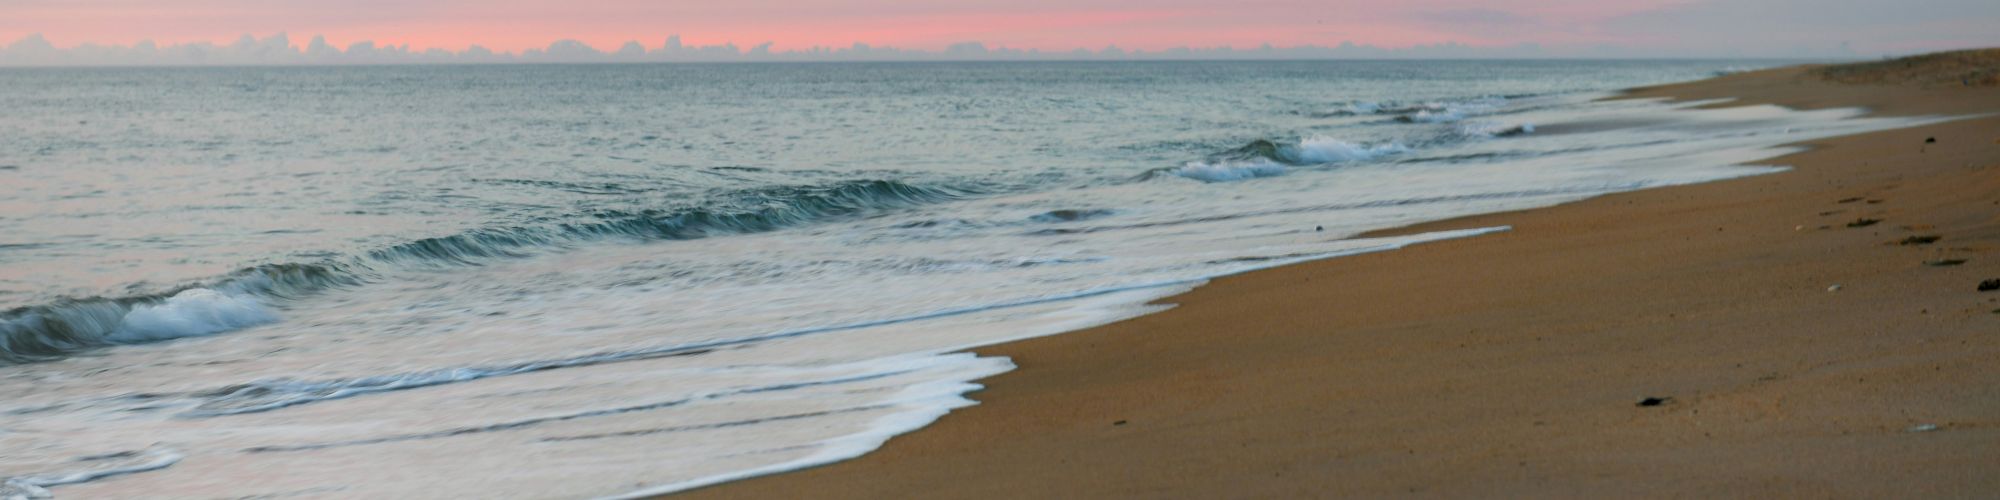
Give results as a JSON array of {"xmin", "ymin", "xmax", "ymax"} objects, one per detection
[{"xmin": 677, "ymin": 53, "xmax": 2000, "ymax": 497}]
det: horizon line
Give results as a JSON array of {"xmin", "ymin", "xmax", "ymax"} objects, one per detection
[
  {"xmin": 0, "ymin": 32, "xmax": 1898, "ymax": 68},
  {"xmin": 0, "ymin": 57, "xmax": 1849, "ymax": 71}
]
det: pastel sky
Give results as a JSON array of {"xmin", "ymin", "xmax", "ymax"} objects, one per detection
[{"xmin": 3, "ymin": 0, "xmax": 1997, "ymax": 56}]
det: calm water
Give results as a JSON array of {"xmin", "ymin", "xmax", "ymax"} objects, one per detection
[{"xmin": 0, "ymin": 61, "xmax": 1932, "ymax": 498}]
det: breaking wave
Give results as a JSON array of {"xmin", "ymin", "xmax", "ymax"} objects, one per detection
[
  {"xmin": 0, "ymin": 264, "xmax": 358, "ymax": 364},
  {"xmin": 1160, "ymin": 136, "xmax": 1408, "ymax": 183},
  {"xmin": 0, "ymin": 180, "xmax": 977, "ymax": 364},
  {"xmin": 1311, "ymin": 94, "xmax": 1527, "ymax": 120},
  {"xmin": 1172, "ymin": 161, "xmax": 1291, "ymax": 182},
  {"xmin": 1, "ymin": 447, "xmax": 184, "ymax": 498}
]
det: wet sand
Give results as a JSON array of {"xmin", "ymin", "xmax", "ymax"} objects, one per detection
[{"xmin": 677, "ymin": 57, "xmax": 2000, "ymax": 498}]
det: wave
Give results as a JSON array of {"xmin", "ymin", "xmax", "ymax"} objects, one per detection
[
  {"xmin": 1172, "ymin": 161, "xmax": 1289, "ymax": 182},
  {"xmin": 0, "ymin": 180, "xmax": 977, "ymax": 365},
  {"xmin": 1312, "ymin": 94, "xmax": 1527, "ymax": 120},
  {"xmin": 1159, "ymin": 136, "xmax": 1407, "ymax": 183},
  {"xmin": 1294, "ymin": 136, "xmax": 1411, "ymax": 163},
  {"xmin": 1, "ymin": 447, "xmax": 183, "ymax": 497},
  {"xmin": 1161, "ymin": 94, "xmax": 1549, "ymax": 182},
  {"xmin": 1397, "ymin": 109, "xmax": 1467, "ymax": 123},
  {"xmin": 0, "ymin": 263, "xmax": 360, "ymax": 365},
  {"xmin": 1217, "ymin": 136, "xmax": 1408, "ymax": 166},
  {"xmin": 365, "ymin": 179, "xmax": 974, "ymax": 266},
  {"xmin": 161, "ymin": 223, "xmax": 1505, "ymax": 421}
]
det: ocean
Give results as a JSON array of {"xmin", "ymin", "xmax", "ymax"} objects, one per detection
[{"xmin": 0, "ymin": 61, "xmax": 1933, "ymax": 498}]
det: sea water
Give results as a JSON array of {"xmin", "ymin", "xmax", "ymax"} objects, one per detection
[{"xmin": 0, "ymin": 61, "xmax": 1938, "ymax": 498}]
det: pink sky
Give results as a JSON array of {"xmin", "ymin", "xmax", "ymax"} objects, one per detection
[{"xmin": 2, "ymin": 0, "xmax": 1995, "ymax": 55}]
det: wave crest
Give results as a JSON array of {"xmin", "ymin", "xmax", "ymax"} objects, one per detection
[
  {"xmin": 0, "ymin": 179, "xmax": 976, "ymax": 364},
  {"xmin": 1173, "ymin": 161, "xmax": 1289, "ymax": 182},
  {"xmin": 1163, "ymin": 136, "xmax": 1406, "ymax": 183}
]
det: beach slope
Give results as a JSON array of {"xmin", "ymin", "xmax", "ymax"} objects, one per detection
[{"xmin": 678, "ymin": 52, "xmax": 2000, "ymax": 498}]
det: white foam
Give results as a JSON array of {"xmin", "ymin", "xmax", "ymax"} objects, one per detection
[
  {"xmin": 0, "ymin": 480, "xmax": 50, "ymax": 500},
  {"xmin": 1390, "ymin": 96, "xmax": 1513, "ymax": 124},
  {"xmin": 113, "ymin": 288, "xmax": 277, "ymax": 342},
  {"xmin": 1294, "ymin": 136, "xmax": 1407, "ymax": 163},
  {"xmin": 1177, "ymin": 137, "xmax": 1404, "ymax": 182},
  {"xmin": 1174, "ymin": 160, "xmax": 1287, "ymax": 182},
  {"xmin": 5, "ymin": 447, "xmax": 183, "ymax": 491},
  {"xmin": 1407, "ymin": 109, "xmax": 1465, "ymax": 123},
  {"xmin": 601, "ymin": 353, "xmax": 1012, "ymax": 499}
]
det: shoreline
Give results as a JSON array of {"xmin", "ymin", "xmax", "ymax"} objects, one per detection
[{"xmin": 677, "ymin": 62, "xmax": 2000, "ymax": 497}]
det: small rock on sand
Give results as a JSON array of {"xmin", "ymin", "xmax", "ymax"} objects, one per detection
[{"xmin": 1980, "ymin": 279, "xmax": 2000, "ymax": 292}]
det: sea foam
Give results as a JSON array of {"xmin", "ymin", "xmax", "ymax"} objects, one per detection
[
  {"xmin": 112, "ymin": 288, "xmax": 277, "ymax": 342},
  {"xmin": 1293, "ymin": 136, "xmax": 1408, "ymax": 163},
  {"xmin": 1173, "ymin": 161, "xmax": 1288, "ymax": 182},
  {"xmin": 1175, "ymin": 136, "xmax": 1405, "ymax": 182},
  {"xmin": 2, "ymin": 447, "xmax": 183, "ymax": 494}
]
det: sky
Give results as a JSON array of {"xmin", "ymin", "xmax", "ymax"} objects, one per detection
[{"xmin": 2, "ymin": 0, "xmax": 1998, "ymax": 64}]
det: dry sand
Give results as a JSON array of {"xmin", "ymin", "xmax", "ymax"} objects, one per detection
[{"xmin": 677, "ymin": 58, "xmax": 2000, "ymax": 498}]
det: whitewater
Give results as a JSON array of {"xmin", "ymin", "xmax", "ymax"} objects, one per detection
[{"xmin": 0, "ymin": 61, "xmax": 1939, "ymax": 498}]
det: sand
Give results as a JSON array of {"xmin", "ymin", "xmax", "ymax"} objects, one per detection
[{"xmin": 675, "ymin": 59, "xmax": 2000, "ymax": 498}]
